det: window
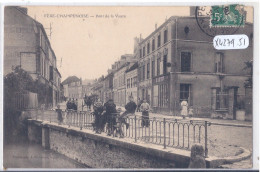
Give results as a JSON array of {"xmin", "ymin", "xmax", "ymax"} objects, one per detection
[
  {"xmin": 164, "ymin": 29, "xmax": 168, "ymax": 44},
  {"xmin": 157, "ymin": 58, "xmax": 161, "ymax": 76},
  {"xmin": 153, "ymin": 85, "xmax": 158, "ymax": 107},
  {"xmin": 147, "ymin": 42, "xmax": 150, "ymax": 54},
  {"xmin": 181, "ymin": 52, "xmax": 191, "ymax": 72},
  {"xmin": 159, "ymin": 84, "xmax": 169, "ymax": 108},
  {"xmin": 157, "ymin": 34, "xmax": 161, "ymax": 48},
  {"xmin": 127, "ymin": 79, "xmax": 130, "ymax": 88},
  {"xmin": 130, "ymin": 78, "xmax": 133, "ymax": 88},
  {"xmin": 143, "ymin": 46, "xmax": 145, "ymax": 57},
  {"xmin": 138, "ymin": 67, "xmax": 142, "ymax": 81},
  {"xmin": 142, "ymin": 65, "xmax": 145, "ymax": 81},
  {"xmin": 152, "ymin": 39, "xmax": 155, "ymax": 51},
  {"xmin": 215, "ymin": 52, "xmax": 224, "ymax": 73},
  {"xmin": 133, "ymin": 76, "xmax": 137, "ymax": 87},
  {"xmin": 147, "ymin": 62, "xmax": 150, "ymax": 79},
  {"xmin": 211, "ymin": 88, "xmax": 228, "ymax": 111},
  {"xmin": 163, "ymin": 55, "xmax": 167, "ymax": 75},
  {"xmin": 152, "ymin": 60, "xmax": 155, "ymax": 77},
  {"xmin": 180, "ymin": 84, "xmax": 192, "ymax": 105},
  {"xmin": 49, "ymin": 66, "xmax": 53, "ymax": 81},
  {"xmin": 139, "ymin": 49, "xmax": 142, "ymax": 58}
]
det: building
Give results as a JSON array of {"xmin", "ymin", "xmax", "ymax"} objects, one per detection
[
  {"xmin": 81, "ymin": 79, "xmax": 95, "ymax": 97},
  {"xmin": 91, "ymin": 76, "xmax": 105, "ymax": 103},
  {"xmin": 113, "ymin": 54, "xmax": 137, "ymax": 107},
  {"xmin": 62, "ymin": 76, "xmax": 82, "ymax": 99},
  {"xmin": 125, "ymin": 62, "xmax": 138, "ymax": 103},
  {"xmin": 103, "ymin": 72, "xmax": 114, "ymax": 103},
  {"xmin": 138, "ymin": 15, "xmax": 253, "ymax": 118},
  {"xmin": 138, "ymin": 19, "xmax": 172, "ymax": 110},
  {"xmin": 4, "ymin": 6, "xmax": 62, "ymax": 107}
]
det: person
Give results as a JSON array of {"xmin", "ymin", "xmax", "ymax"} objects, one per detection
[
  {"xmin": 136, "ymin": 98, "xmax": 142, "ymax": 112},
  {"xmin": 87, "ymin": 96, "xmax": 92, "ymax": 110},
  {"xmin": 66, "ymin": 98, "xmax": 72, "ymax": 110},
  {"xmin": 71, "ymin": 98, "xmax": 77, "ymax": 111},
  {"xmin": 140, "ymin": 99, "xmax": 150, "ymax": 127},
  {"xmin": 75, "ymin": 99, "xmax": 78, "ymax": 110},
  {"xmin": 181, "ymin": 100, "xmax": 188, "ymax": 119},
  {"xmin": 103, "ymin": 99, "xmax": 117, "ymax": 136},
  {"xmin": 56, "ymin": 105, "xmax": 63, "ymax": 125},
  {"xmin": 92, "ymin": 98, "xmax": 104, "ymax": 134},
  {"xmin": 119, "ymin": 96, "xmax": 137, "ymax": 130}
]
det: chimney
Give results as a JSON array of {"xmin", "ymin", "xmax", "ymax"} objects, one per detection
[
  {"xmin": 190, "ymin": 6, "xmax": 196, "ymax": 16},
  {"xmin": 155, "ymin": 23, "xmax": 157, "ymax": 30},
  {"xmin": 139, "ymin": 34, "xmax": 142, "ymax": 41}
]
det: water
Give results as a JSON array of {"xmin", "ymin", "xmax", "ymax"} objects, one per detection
[{"xmin": 3, "ymin": 141, "xmax": 88, "ymax": 169}]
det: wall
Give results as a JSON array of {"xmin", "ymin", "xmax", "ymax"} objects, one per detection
[
  {"xmin": 4, "ymin": 7, "xmax": 37, "ymax": 76},
  {"xmin": 27, "ymin": 119, "xmax": 193, "ymax": 168}
]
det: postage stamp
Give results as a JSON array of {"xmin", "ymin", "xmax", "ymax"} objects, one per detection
[
  {"xmin": 195, "ymin": 5, "xmax": 244, "ymax": 37},
  {"xmin": 210, "ymin": 4, "xmax": 245, "ymax": 27}
]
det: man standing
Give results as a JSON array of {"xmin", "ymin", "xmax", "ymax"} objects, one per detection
[
  {"xmin": 117, "ymin": 96, "xmax": 137, "ymax": 137},
  {"xmin": 93, "ymin": 98, "xmax": 104, "ymax": 134},
  {"xmin": 103, "ymin": 99, "xmax": 117, "ymax": 136},
  {"xmin": 140, "ymin": 99, "xmax": 150, "ymax": 127},
  {"xmin": 56, "ymin": 105, "xmax": 63, "ymax": 125}
]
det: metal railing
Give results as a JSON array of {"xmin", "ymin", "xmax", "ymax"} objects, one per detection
[{"xmin": 34, "ymin": 110, "xmax": 210, "ymax": 157}]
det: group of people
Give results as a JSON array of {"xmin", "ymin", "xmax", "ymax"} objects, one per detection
[
  {"xmin": 66, "ymin": 98, "xmax": 78, "ymax": 111},
  {"xmin": 91, "ymin": 96, "xmax": 151, "ymax": 137},
  {"xmin": 84, "ymin": 95, "xmax": 93, "ymax": 110}
]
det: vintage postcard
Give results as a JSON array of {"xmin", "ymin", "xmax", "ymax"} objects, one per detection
[{"xmin": 1, "ymin": 3, "xmax": 258, "ymax": 170}]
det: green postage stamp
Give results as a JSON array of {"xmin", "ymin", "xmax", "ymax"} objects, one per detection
[{"xmin": 211, "ymin": 4, "xmax": 245, "ymax": 27}]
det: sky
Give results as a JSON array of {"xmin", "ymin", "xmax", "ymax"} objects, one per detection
[{"xmin": 26, "ymin": 6, "xmax": 253, "ymax": 81}]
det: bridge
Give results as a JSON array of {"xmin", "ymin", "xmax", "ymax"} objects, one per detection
[{"xmin": 25, "ymin": 109, "xmax": 250, "ymax": 168}]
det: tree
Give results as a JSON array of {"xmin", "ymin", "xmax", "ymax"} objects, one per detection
[
  {"xmin": 243, "ymin": 60, "xmax": 253, "ymax": 88},
  {"xmin": 4, "ymin": 66, "xmax": 49, "ymax": 142},
  {"xmin": 4, "ymin": 66, "xmax": 36, "ymax": 142}
]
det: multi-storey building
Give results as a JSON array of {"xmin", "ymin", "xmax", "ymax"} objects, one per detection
[
  {"xmin": 62, "ymin": 76, "xmax": 82, "ymax": 99},
  {"xmin": 4, "ymin": 6, "xmax": 62, "ymax": 107},
  {"xmin": 103, "ymin": 72, "xmax": 114, "ymax": 103},
  {"xmin": 125, "ymin": 62, "xmax": 138, "ymax": 103},
  {"xmin": 113, "ymin": 54, "xmax": 137, "ymax": 106},
  {"xmin": 138, "ymin": 16, "xmax": 253, "ymax": 119},
  {"xmin": 91, "ymin": 76, "xmax": 105, "ymax": 103}
]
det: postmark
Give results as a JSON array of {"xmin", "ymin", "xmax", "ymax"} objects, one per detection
[{"xmin": 195, "ymin": 5, "xmax": 245, "ymax": 37}]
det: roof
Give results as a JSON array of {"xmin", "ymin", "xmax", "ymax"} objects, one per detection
[
  {"xmin": 139, "ymin": 15, "xmax": 253, "ymax": 45},
  {"xmin": 61, "ymin": 76, "xmax": 80, "ymax": 85},
  {"xmin": 125, "ymin": 62, "xmax": 138, "ymax": 73}
]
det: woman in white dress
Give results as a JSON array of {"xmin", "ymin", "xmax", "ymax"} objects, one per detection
[{"xmin": 181, "ymin": 100, "xmax": 188, "ymax": 118}]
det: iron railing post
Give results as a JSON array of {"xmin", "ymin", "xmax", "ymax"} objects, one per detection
[
  {"xmin": 205, "ymin": 121, "xmax": 208, "ymax": 157},
  {"xmin": 134, "ymin": 115, "xmax": 137, "ymax": 142},
  {"xmin": 163, "ymin": 118, "xmax": 166, "ymax": 149},
  {"xmin": 80, "ymin": 112, "xmax": 83, "ymax": 130}
]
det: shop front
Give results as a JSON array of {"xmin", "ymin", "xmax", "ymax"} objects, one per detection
[{"xmin": 152, "ymin": 74, "xmax": 170, "ymax": 112}]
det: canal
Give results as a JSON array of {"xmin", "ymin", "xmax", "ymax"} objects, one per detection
[{"xmin": 3, "ymin": 141, "xmax": 89, "ymax": 169}]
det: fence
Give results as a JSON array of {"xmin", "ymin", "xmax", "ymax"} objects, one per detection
[
  {"xmin": 35, "ymin": 110, "xmax": 210, "ymax": 157},
  {"xmin": 14, "ymin": 91, "xmax": 38, "ymax": 110}
]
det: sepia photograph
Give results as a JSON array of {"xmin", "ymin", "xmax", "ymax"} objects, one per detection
[{"xmin": 1, "ymin": 2, "xmax": 258, "ymax": 170}]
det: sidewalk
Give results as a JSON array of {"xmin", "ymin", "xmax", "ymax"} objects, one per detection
[{"xmin": 116, "ymin": 105, "xmax": 252, "ymax": 127}]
